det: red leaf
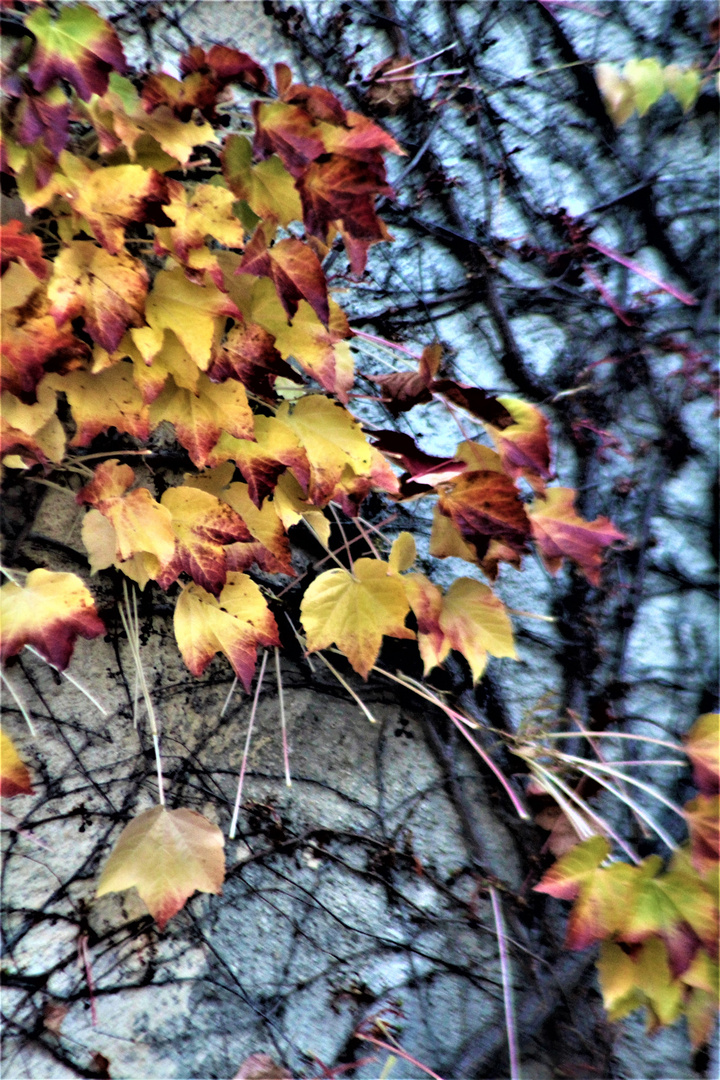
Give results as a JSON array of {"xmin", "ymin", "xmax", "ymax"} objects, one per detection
[
  {"xmin": 26, "ymin": 2, "xmax": 127, "ymax": 102},
  {"xmin": 0, "ymin": 220, "xmax": 48, "ymax": 280},
  {"xmin": 528, "ymin": 488, "xmax": 626, "ymax": 586},
  {"xmin": 437, "ymin": 470, "xmax": 530, "ymax": 560},
  {"xmin": 238, "ymin": 225, "xmax": 329, "ymax": 326}
]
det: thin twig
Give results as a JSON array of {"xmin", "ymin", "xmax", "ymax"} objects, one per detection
[
  {"xmin": 275, "ymin": 646, "xmax": 291, "ymax": 788},
  {"xmin": 229, "ymin": 650, "xmax": 268, "ymax": 840},
  {"xmin": 490, "ymin": 886, "xmax": 520, "ymax": 1080}
]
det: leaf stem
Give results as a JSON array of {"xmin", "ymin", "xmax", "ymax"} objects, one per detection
[
  {"xmin": 490, "ymin": 885, "xmax": 520, "ymax": 1080},
  {"xmin": 229, "ymin": 649, "xmax": 268, "ymax": 840},
  {"xmin": 0, "ymin": 669, "xmax": 37, "ymax": 736},
  {"xmin": 275, "ymin": 646, "xmax": 291, "ymax": 788}
]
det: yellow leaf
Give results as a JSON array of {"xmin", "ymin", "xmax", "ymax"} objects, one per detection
[
  {"xmin": 276, "ymin": 395, "xmax": 372, "ymax": 505},
  {"xmin": 81, "ymin": 507, "xmax": 161, "ymax": 590},
  {"xmin": 595, "ymin": 63, "xmax": 635, "ymax": 126},
  {"xmin": 438, "ymin": 577, "xmax": 516, "ymax": 683},
  {"xmin": 623, "ymin": 58, "xmax": 665, "ymax": 117},
  {"xmin": 145, "ymin": 268, "xmax": 240, "ymax": 370},
  {"xmin": 273, "ymin": 472, "xmax": 331, "ymax": 548},
  {"xmin": 300, "ymin": 557, "xmax": 414, "ymax": 679},
  {"xmin": 0, "ymin": 729, "xmax": 34, "ymax": 797},
  {"xmin": 154, "ymin": 179, "xmax": 245, "ymax": 263},
  {"xmin": 403, "ymin": 572, "xmax": 450, "ymax": 676},
  {"xmin": 664, "ymin": 64, "xmax": 701, "ymax": 113},
  {"xmin": 149, "ymin": 372, "xmax": 254, "ymax": 469},
  {"xmin": 223, "ymin": 135, "xmax": 302, "ymax": 227},
  {"xmin": 0, "ymin": 568, "xmax": 104, "ymax": 670},
  {"xmin": 1, "ymin": 379, "xmax": 65, "ymax": 465},
  {"xmin": 96, "ymin": 805, "xmax": 225, "ymax": 930},
  {"xmin": 77, "ymin": 459, "xmax": 175, "ymax": 567},
  {"xmin": 47, "ymin": 362, "xmax": 149, "ymax": 447},
  {"xmin": 389, "ymin": 531, "xmax": 416, "ymax": 574}
]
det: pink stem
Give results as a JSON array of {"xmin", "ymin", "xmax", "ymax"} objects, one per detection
[
  {"xmin": 587, "ymin": 241, "xmax": 698, "ymax": 306},
  {"xmin": 490, "ymin": 886, "xmax": 520, "ymax": 1080},
  {"xmin": 229, "ymin": 651, "xmax": 268, "ymax": 839},
  {"xmin": 349, "ymin": 327, "xmax": 423, "ymax": 361},
  {"xmin": 582, "ymin": 262, "xmax": 634, "ymax": 325},
  {"xmin": 356, "ymin": 1033, "xmax": 446, "ymax": 1080}
]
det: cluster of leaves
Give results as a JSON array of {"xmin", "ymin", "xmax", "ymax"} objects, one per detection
[
  {"xmin": 0, "ymin": 0, "xmax": 714, "ymax": 1050},
  {"xmin": 596, "ymin": 58, "xmax": 703, "ymax": 127},
  {"xmin": 534, "ymin": 713, "xmax": 719, "ymax": 1048}
]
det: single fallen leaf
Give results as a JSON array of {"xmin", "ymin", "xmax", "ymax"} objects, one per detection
[
  {"xmin": 684, "ymin": 713, "xmax": 719, "ymax": 796},
  {"xmin": 149, "ymin": 372, "xmax": 254, "ymax": 469},
  {"xmin": 239, "ymin": 224, "xmax": 329, "ymax": 326},
  {"xmin": 47, "ymin": 362, "xmax": 150, "ymax": 446},
  {"xmin": 0, "ymin": 568, "xmax": 104, "ymax": 669},
  {"xmin": 485, "ymin": 396, "xmax": 552, "ymax": 492},
  {"xmin": 145, "ymin": 268, "xmax": 240, "ymax": 371},
  {"xmin": 0, "ymin": 729, "xmax": 34, "ymax": 797},
  {"xmin": 437, "ymin": 577, "xmax": 516, "ymax": 683},
  {"xmin": 156, "ymin": 485, "xmax": 251, "ymax": 595},
  {"xmin": 26, "ymin": 2, "xmax": 126, "ymax": 101},
  {"xmin": 46, "ymin": 241, "xmax": 148, "ymax": 353},
  {"xmin": 300, "ymin": 557, "xmax": 414, "ymax": 678},
  {"xmin": 528, "ymin": 487, "xmax": 626, "ymax": 586},
  {"xmin": 174, "ymin": 572, "xmax": 279, "ymax": 689},
  {"xmin": 96, "ymin": 805, "xmax": 225, "ymax": 930},
  {"xmin": 77, "ymin": 460, "xmax": 175, "ymax": 567}
]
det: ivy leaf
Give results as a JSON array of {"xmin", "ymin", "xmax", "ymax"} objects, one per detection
[
  {"xmin": 96, "ymin": 805, "xmax": 225, "ymax": 930},
  {"xmin": 485, "ymin": 396, "xmax": 552, "ymax": 492},
  {"xmin": 388, "ymin": 531, "xmax": 416, "ymax": 574},
  {"xmin": 58, "ymin": 154, "xmax": 170, "ymax": 256},
  {"xmin": 222, "ymin": 135, "xmax": 302, "ymax": 227},
  {"xmin": 403, "ymin": 572, "xmax": 449, "ymax": 676},
  {"xmin": 300, "ymin": 557, "xmax": 414, "ymax": 679},
  {"xmin": 210, "ymin": 413, "xmax": 309, "ymax": 508},
  {"xmin": 0, "ymin": 220, "xmax": 48, "ymax": 280},
  {"xmin": 597, "ymin": 939, "xmax": 684, "ymax": 1029},
  {"xmin": 664, "ymin": 64, "xmax": 702, "ymax": 113},
  {"xmin": 437, "ymin": 469, "xmax": 530, "ymax": 562},
  {"xmin": 77, "ymin": 460, "xmax": 176, "ymax": 568},
  {"xmin": 623, "ymin": 58, "xmax": 665, "ymax": 116},
  {"xmin": 47, "ymin": 241, "xmax": 148, "ymax": 353},
  {"xmin": 219, "ymin": 482, "xmax": 295, "ymax": 577},
  {"xmin": 47, "ymin": 361, "xmax": 149, "ymax": 446},
  {"xmin": 684, "ymin": 796, "xmax": 719, "ymax": 877},
  {"xmin": 370, "ymin": 429, "xmax": 466, "ymax": 490},
  {"xmin": 145, "ymin": 268, "xmax": 240, "ymax": 371},
  {"xmin": 1, "ymin": 378, "xmax": 65, "ymax": 467},
  {"xmin": 684, "ymin": 713, "xmax": 719, "ymax": 796},
  {"xmin": 528, "ymin": 487, "xmax": 626, "ymax": 586},
  {"xmin": 149, "ymin": 372, "xmax": 254, "ymax": 469},
  {"xmin": 432, "ymin": 380, "xmax": 514, "ymax": 429},
  {"xmin": 25, "ymin": 2, "xmax": 127, "ymax": 101},
  {"xmin": 0, "ymin": 729, "xmax": 34, "ymax": 797},
  {"xmin": 273, "ymin": 472, "xmax": 331, "ymax": 548},
  {"xmin": 124, "ymin": 328, "xmax": 200, "ymax": 403},
  {"xmin": 1, "ymin": 309, "xmax": 90, "ymax": 401},
  {"xmin": 238, "ymin": 224, "xmax": 329, "ymax": 326},
  {"xmin": 155, "ymin": 485, "xmax": 251, "ymax": 596},
  {"xmin": 14, "ymin": 85, "xmax": 72, "ymax": 161},
  {"xmin": 209, "ymin": 321, "xmax": 301, "ymax": 402},
  {"xmin": 372, "ymin": 343, "xmax": 441, "ymax": 416},
  {"xmin": 0, "ymin": 568, "xmax": 104, "ymax": 669},
  {"xmin": 180, "ymin": 44, "xmax": 269, "ymax": 94},
  {"xmin": 174, "ymin": 573, "xmax": 279, "ymax": 688},
  {"xmin": 437, "ymin": 577, "xmax": 516, "ymax": 683},
  {"xmin": 154, "ymin": 179, "xmax": 245, "ymax": 264}
]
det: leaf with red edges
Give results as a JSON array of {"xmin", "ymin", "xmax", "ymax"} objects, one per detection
[
  {"xmin": 485, "ymin": 396, "xmax": 552, "ymax": 492},
  {"xmin": 209, "ymin": 413, "xmax": 309, "ymax": 508},
  {"xmin": 403, "ymin": 572, "xmax": 449, "ymax": 676},
  {"xmin": 1, "ymin": 311, "xmax": 89, "ymax": 400},
  {"xmin": 155, "ymin": 485, "xmax": 251, "ymax": 595},
  {"xmin": 77, "ymin": 460, "xmax": 175, "ymax": 568},
  {"xmin": 528, "ymin": 487, "xmax": 626, "ymax": 585},
  {"xmin": 154, "ymin": 178, "xmax": 244, "ymax": 263},
  {"xmin": 0, "ymin": 568, "xmax": 104, "ymax": 669},
  {"xmin": 239, "ymin": 224, "xmax": 329, "ymax": 326},
  {"xmin": 25, "ymin": 2, "xmax": 126, "ymax": 101},
  {"xmin": 685, "ymin": 714, "xmax": 719, "ymax": 796},
  {"xmin": 438, "ymin": 470, "xmax": 530, "ymax": 561},
  {"xmin": 180, "ymin": 44, "xmax": 268, "ymax": 93},
  {"xmin": 15, "ymin": 85, "xmax": 71, "ymax": 159},
  {"xmin": 0, "ymin": 730, "xmax": 34, "ymax": 797},
  {"xmin": 209, "ymin": 322, "xmax": 301, "ymax": 402},
  {"xmin": 174, "ymin": 573, "xmax": 279, "ymax": 689},
  {"xmin": 48, "ymin": 362, "xmax": 149, "ymax": 447},
  {"xmin": 149, "ymin": 372, "xmax": 254, "ymax": 469},
  {"xmin": 0, "ymin": 220, "xmax": 48, "ymax": 279}
]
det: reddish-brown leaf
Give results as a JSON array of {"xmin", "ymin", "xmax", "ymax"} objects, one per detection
[
  {"xmin": 0, "ymin": 729, "xmax": 34, "ymax": 797},
  {"xmin": 437, "ymin": 470, "xmax": 530, "ymax": 560},
  {"xmin": 238, "ymin": 224, "xmax": 329, "ymax": 326},
  {"xmin": 528, "ymin": 487, "xmax": 626, "ymax": 585},
  {"xmin": 0, "ymin": 220, "xmax": 48, "ymax": 279},
  {"xmin": 156, "ymin": 485, "xmax": 251, "ymax": 595},
  {"xmin": 209, "ymin": 322, "xmax": 301, "ymax": 401}
]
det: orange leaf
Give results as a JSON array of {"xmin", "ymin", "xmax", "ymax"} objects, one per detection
[
  {"xmin": 0, "ymin": 568, "xmax": 104, "ymax": 669},
  {"xmin": 528, "ymin": 487, "xmax": 626, "ymax": 585},
  {"xmin": 238, "ymin": 224, "xmax": 329, "ymax": 326},
  {"xmin": 1, "ymin": 311, "xmax": 89, "ymax": 401},
  {"xmin": 485, "ymin": 397, "xmax": 552, "ymax": 492},
  {"xmin": 0, "ymin": 220, "xmax": 48, "ymax": 280},
  {"xmin": 46, "ymin": 241, "xmax": 148, "ymax": 353},
  {"xmin": 437, "ymin": 577, "xmax": 516, "ymax": 683},
  {"xmin": 149, "ymin": 372, "xmax": 254, "ymax": 469},
  {"xmin": 0, "ymin": 729, "xmax": 34, "ymax": 797},
  {"xmin": 77, "ymin": 460, "xmax": 175, "ymax": 567},
  {"xmin": 156, "ymin": 485, "xmax": 251, "ymax": 595},
  {"xmin": 174, "ymin": 573, "xmax": 279, "ymax": 688},
  {"xmin": 300, "ymin": 557, "xmax": 414, "ymax": 679},
  {"xmin": 437, "ymin": 469, "xmax": 530, "ymax": 561},
  {"xmin": 96, "ymin": 805, "xmax": 225, "ymax": 930}
]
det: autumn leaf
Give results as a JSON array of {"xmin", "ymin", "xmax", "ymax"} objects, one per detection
[
  {"xmin": 180, "ymin": 44, "xmax": 268, "ymax": 94},
  {"xmin": 174, "ymin": 572, "xmax": 279, "ymax": 688},
  {"xmin": 239, "ymin": 224, "xmax": 329, "ymax": 326},
  {"xmin": 232, "ymin": 1054, "xmax": 291, "ymax": 1080},
  {"xmin": 0, "ymin": 729, "xmax": 34, "ymax": 797},
  {"xmin": 0, "ymin": 568, "xmax": 104, "ymax": 669},
  {"xmin": 46, "ymin": 241, "xmax": 148, "ymax": 353},
  {"xmin": 437, "ymin": 469, "xmax": 530, "ymax": 561},
  {"xmin": 0, "ymin": 220, "xmax": 48, "ymax": 279},
  {"xmin": 597, "ymin": 938, "xmax": 684, "ymax": 1030},
  {"xmin": 14, "ymin": 85, "xmax": 72, "ymax": 161},
  {"xmin": 1, "ymin": 309, "xmax": 89, "ymax": 401},
  {"xmin": 222, "ymin": 135, "xmax": 302, "ymax": 227},
  {"xmin": 685, "ymin": 713, "xmax": 719, "ymax": 796},
  {"xmin": 77, "ymin": 459, "xmax": 175, "ymax": 567},
  {"xmin": 403, "ymin": 572, "xmax": 449, "ymax": 676},
  {"xmin": 1, "ymin": 377, "xmax": 65, "ymax": 466},
  {"xmin": 372, "ymin": 343, "xmax": 440, "ymax": 416},
  {"xmin": 273, "ymin": 472, "xmax": 331, "ymax": 548},
  {"xmin": 365, "ymin": 55, "xmax": 416, "ymax": 115},
  {"xmin": 149, "ymin": 372, "xmax": 254, "ymax": 469},
  {"xmin": 684, "ymin": 796, "xmax": 719, "ymax": 877},
  {"xmin": 389, "ymin": 532, "xmax": 416, "ymax": 574},
  {"xmin": 25, "ymin": 2, "xmax": 126, "ymax": 101},
  {"xmin": 485, "ymin": 396, "xmax": 552, "ymax": 492},
  {"xmin": 209, "ymin": 321, "xmax": 300, "ymax": 402},
  {"xmin": 155, "ymin": 485, "xmax": 251, "ymax": 596},
  {"xmin": 96, "ymin": 805, "xmax": 225, "ymax": 930},
  {"xmin": 154, "ymin": 178, "xmax": 245, "ymax": 263},
  {"xmin": 219, "ymin": 482, "xmax": 294, "ymax": 577},
  {"xmin": 123, "ymin": 328, "xmax": 200, "ymax": 403},
  {"xmin": 48, "ymin": 361, "xmax": 150, "ymax": 446},
  {"xmin": 300, "ymin": 557, "xmax": 414, "ymax": 679},
  {"xmin": 210, "ymin": 413, "xmax": 309, "ymax": 508},
  {"xmin": 437, "ymin": 577, "xmax": 516, "ymax": 683},
  {"xmin": 145, "ymin": 268, "xmax": 240, "ymax": 371},
  {"xmin": 251, "ymin": 100, "xmax": 327, "ymax": 176},
  {"xmin": 370, "ymin": 429, "xmax": 466, "ymax": 491},
  {"xmin": 528, "ymin": 487, "xmax": 626, "ymax": 586}
]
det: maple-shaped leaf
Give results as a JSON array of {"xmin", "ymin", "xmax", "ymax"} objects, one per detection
[
  {"xmin": 251, "ymin": 100, "xmax": 327, "ymax": 176},
  {"xmin": 1, "ymin": 378, "xmax": 65, "ymax": 466},
  {"xmin": 145, "ymin": 268, "xmax": 240, "ymax": 371},
  {"xmin": 597, "ymin": 939, "xmax": 684, "ymax": 1030},
  {"xmin": 222, "ymin": 135, "xmax": 302, "ymax": 228},
  {"xmin": 535, "ymin": 836, "xmax": 642, "ymax": 949},
  {"xmin": 403, "ymin": 572, "xmax": 450, "ymax": 676},
  {"xmin": 238, "ymin": 224, "xmax": 329, "ymax": 326},
  {"xmin": 25, "ymin": 2, "xmax": 127, "ymax": 101},
  {"xmin": 373, "ymin": 343, "xmax": 441, "ymax": 416},
  {"xmin": 273, "ymin": 472, "xmax": 331, "ymax": 548},
  {"xmin": 0, "ymin": 220, "xmax": 48, "ymax": 279},
  {"xmin": 1, "ymin": 309, "xmax": 89, "ymax": 401},
  {"xmin": 14, "ymin": 85, "xmax": 72, "ymax": 160},
  {"xmin": 429, "ymin": 505, "xmax": 479, "ymax": 564},
  {"xmin": 149, "ymin": 372, "xmax": 254, "ymax": 469},
  {"xmin": 155, "ymin": 485, "xmax": 251, "ymax": 595},
  {"xmin": 219, "ymin": 482, "xmax": 294, "ymax": 577},
  {"xmin": 81, "ymin": 508, "xmax": 161, "ymax": 590},
  {"xmin": 316, "ymin": 108, "xmax": 404, "ymax": 161},
  {"xmin": 438, "ymin": 469, "xmax": 530, "ymax": 562},
  {"xmin": 77, "ymin": 460, "xmax": 175, "ymax": 567},
  {"xmin": 685, "ymin": 713, "xmax": 719, "ymax": 796},
  {"xmin": 210, "ymin": 413, "xmax": 309, "ymax": 508},
  {"xmin": 484, "ymin": 396, "xmax": 552, "ymax": 492},
  {"xmin": 300, "ymin": 557, "xmax": 414, "ymax": 679},
  {"xmin": 96, "ymin": 805, "xmax": 224, "ymax": 930},
  {"xmin": 248, "ymin": 277, "xmax": 353, "ymax": 401},
  {"xmin": 154, "ymin": 178, "xmax": 245, "ymax": 264},
  {"xmin": 47, "ymin": 241, "xmax": 148, "ymax": 353},
  {"xmin": 528, "ymin": 488, "xmax": 626, "ymax": 586},
  {"xmin": 209, "ymin": 321, "xmax": 300, "ymax": 402},
  {"xmin": 180, "ymin": 44, "xmax": 268, "ymax": 94},
  {"xmin": 0, "ymin": 729, "xmax": 34, "ymax": 797},
  {"xmin": 684, "ymin": 796, "xmax": 719, "ymax": 877},
  {"xmin": 140, "ymin": 70, "xmax": 219, "ymax": 123},
  {"xmin": 174, "ymin": 572, "xmax": 279, "ymax": 689},
  {"xmin": 0, "ymin": 567, "xmax": 104, "ymax": 669},
  {"xmin": 121, "ymin": 328, "xmax": 199, "ymax": 403},
  {"xmin": 48, "ymin": 361, "xmax": 149, "ymax": 446},
  {"xmin": 57, "ymin": 154, "xmax": 170, "ymax": 256},
  {"xmin": 438, "ymin": 577, "xmax": 516, "ymax": 683}
]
